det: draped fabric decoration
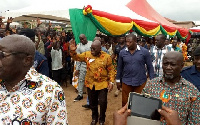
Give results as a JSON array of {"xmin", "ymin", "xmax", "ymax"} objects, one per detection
[
  {"xmin": 69, "ymin": 8, "xmax": 97, "ymax": 44},
  {"xmin": 126, "ymin": 0, "xmax": 190, "ymax": 40},
  {"xmin": 82, "ymin": 5, "xmax": 191, "ymax": 40},
  {"xmin": 83, "ymin": 5, "xmax": 160, "ymax": 37},
  {"xmin": 132, "ymin": 19, "xmax": 160, "ymax": 37},
  {"xmin": 160, "ymin": 25, "xmax": 177, "ymax": 38},
  {"xmin": 190, "ymin": 29, "xmax": 200, "ymax": 32},
  {"xmin": 83, "ymin": 5, "xmax": 133, "ymax": 36},
  {"xmin": 177, "ymin": 28, "xmax": 189, "ymax": 40}
]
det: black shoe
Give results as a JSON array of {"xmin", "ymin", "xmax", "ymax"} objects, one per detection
[
  {"xmin": 82, "ymin": 104, "xmax": 90, "ymax": 109},
  {"xmin": 90, "ymin": 119, "xmax": 98, "ymax": 125},
  {"xmin": 73, "ymin": 95, "xmax": 83, "ymax": 102}
]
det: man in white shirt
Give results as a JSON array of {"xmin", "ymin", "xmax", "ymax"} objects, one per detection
[
  {"xmin": 0, "ymin": 35, "xmax": 68, "ymax": 124},
  {"xmin": 51, "ymin": 40, "xmax": 63, "ymax": 85},
  {"xmin": 74, "ymin": 34, "xmax": 92, "ymax": 101},
  {"xmin": 150, "ymin": 34, "xmax": 171, "ymax": 77}
]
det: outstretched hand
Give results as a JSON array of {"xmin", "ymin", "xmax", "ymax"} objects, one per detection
[
  {"xmin": 69, "ymin": 39, "xmax": 77, "ymax": 51},
  {"xmin": 49, "ymin": 21, "xmax": 52, "ymax": 27},
  {"xmin": 37, "ymin": 18, "xmax": 42, "ymax": 26},
  {"xmin": 7, "ymin": 17, "xmax": 14, "ymax": 23}
]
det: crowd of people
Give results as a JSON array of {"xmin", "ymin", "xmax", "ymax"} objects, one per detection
[{"xmin": 0, "ymin": 17, "xmax": 199, "ymax": 125}]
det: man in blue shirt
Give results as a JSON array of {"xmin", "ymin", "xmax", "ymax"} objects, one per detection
[
  {"xmin": 116, "ymin": 34, "xmax": 154, "ymax": 107},
  {"xmin": 181, "ymin": 47, "xmax": 200, "ymax": 91}
]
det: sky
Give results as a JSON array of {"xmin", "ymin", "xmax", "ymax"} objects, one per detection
[{"xmin": 1, "ymin": 0, "xmax": 200, "ymax": 22}]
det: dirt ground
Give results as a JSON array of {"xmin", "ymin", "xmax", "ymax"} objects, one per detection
[{"xmin": 63, "ymin": 83, "xmax": 122, "ymax": 125}]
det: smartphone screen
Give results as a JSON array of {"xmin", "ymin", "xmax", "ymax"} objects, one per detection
[{"xmin": 129, "ymin": 93, "xmax": 161, "ymax": 120}]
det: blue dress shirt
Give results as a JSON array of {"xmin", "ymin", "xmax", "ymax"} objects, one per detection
[
  {"xmin": 116, "ymin": 45, "xmax": 154, "ymax": 86},
  {"xmin": 181, "ymin": 65, "xmax": 200, "ymax": 91}
]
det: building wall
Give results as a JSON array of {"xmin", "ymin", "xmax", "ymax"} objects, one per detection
[{"xmin": 173, "ymin": 22, "xmax": 195, "ymax": 29}]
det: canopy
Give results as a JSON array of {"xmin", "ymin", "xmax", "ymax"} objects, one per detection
[
  {"xmin": 190, "ymin": 26, "xmax": 200, "ymax": 32},
  {"xmin": 2, "ymin": 0, "xmax": 149, "ymax": 22},
  {"xmin": 127, "ymin": 0, "xmax": 179, "ymax": 28},
  {"xmin": 126, "ymin": 0, "xmax": 190, "ymax": 40},
  {"xmin": 2, "ymin": 1, "xmax": 71, "ymax": 22},
  {"xmin": 13, "ymin": 14, "xmax": 70, "ymax": 23},
  {"xmin": 2, "ymin": 0, "xmax": 155, "ymax": 43}
]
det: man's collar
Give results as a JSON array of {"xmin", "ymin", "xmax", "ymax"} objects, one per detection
[
  {"xmin": 0, "ymin": 67, "xmax": 39, "ymax": 92},
  {"xmin": 25, "ymin": 67, "xmax": 42, "ymax": 83},
  {"xmin": 125, "ymin": 45, "xmax": 140, "ymax": 51},
  {"xmin": 159, "ymin": 76, "xmax": 190, "ymax": 86},
  {"xmin": 155, "ymin": 45, "xmax": 166, "ymax": 50},
  {"xmin": 92, "ymin": 50, "xmax": 104, "ymax": 57},
  {"xmin": 137, "ymin": 45, "xmax": 141, "ymax": 50}
]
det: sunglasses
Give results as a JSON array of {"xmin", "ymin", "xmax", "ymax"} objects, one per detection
[{"xmin": 0, "ymin": 51, "xmax": 28, "ymax": 59}]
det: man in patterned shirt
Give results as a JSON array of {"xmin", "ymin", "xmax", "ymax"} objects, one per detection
[
  {"xmin": 0, "ymin": 35, "xmax": 68, "ymax": 124},
  {"xmin": 142, "ymin": 51, "xmax": 199, "ymax": 125},
  {"xmin": 70, "ymin": 40, "xmax": 115, "ymax": 125},
  {"xmin": 150, "ymin": 34, "xmax": 171, "ymax": 77}
]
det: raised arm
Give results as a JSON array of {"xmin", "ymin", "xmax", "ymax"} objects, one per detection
[
  {"xmin": 5, "ymin": 17, "xmax": 13, "ymax": 32},
  {"xmin": 69, "ymin": 39, "xmax": 86, "ymax": 62},
  {"xmin": 45, "ymin": 21, "xmax": 52, "ymax": 37},
  {"xmin": 36, "ymin": 18, "xmax": 42, "ymax": 27}
]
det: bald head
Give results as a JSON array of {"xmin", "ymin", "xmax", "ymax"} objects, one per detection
[
  {"xmin": 79, "ymin": 34, "xmax": 87, "ymax": 45},
  {"xmin": 0, "ymin": 35, "xmax": 36, "ymax": 81},
  {"xmin": 0, "ymin": 35, "xmax": 35, "ymax": 57},
  {"xmin": 92, "ymin": 40, "xmax": 101, "ymax": 47},
  {"xmin": 164, "ymin": 51, "xmax": 184, "ymax": 63},
  {"xmin": 91, "ymin": 40, "xmax": 101, "ymax": 56},
  {"xmin": 79, "ymin": 34, "xmax": 86, "ymax": 38},
  {"xmin": 93, "ymin": 37, "xmax": 101, "ymax": 41},
  {"xmin": 162, "ymin": 51, "xmax": 184, "ymax": 81}
]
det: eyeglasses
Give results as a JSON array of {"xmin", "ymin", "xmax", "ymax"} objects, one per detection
[{"xmin": 0, "ymin": 51, "xmax": 28, "ymax": 60}]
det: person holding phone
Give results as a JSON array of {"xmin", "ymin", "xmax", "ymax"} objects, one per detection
[
  {"xmin": 113, "ymin": 104, "xmax": 182, "ymax": 125},
  {"xmin": 142, "ymin": 51, "xmax": 199, "ymax": 124}
]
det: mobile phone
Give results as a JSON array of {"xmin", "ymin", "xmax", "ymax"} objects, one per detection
[{"xmin": 128, "ymin": 92, "xmax": 162, "ymax": 120}]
